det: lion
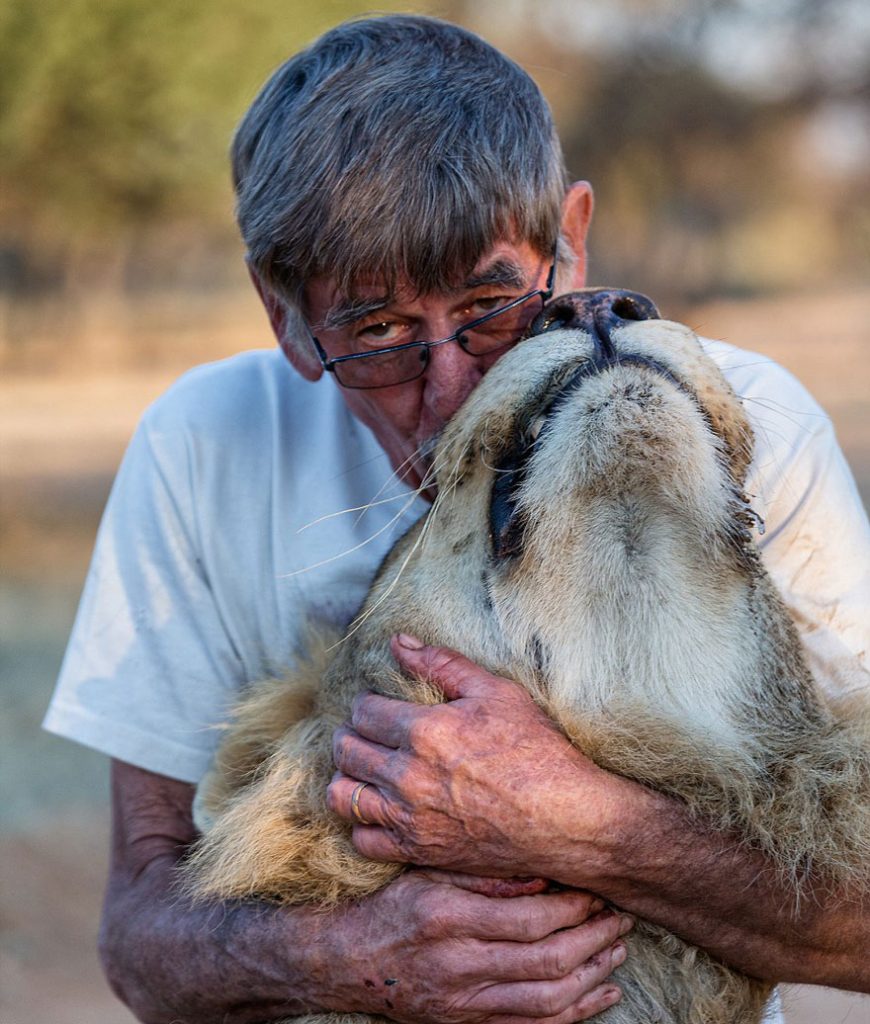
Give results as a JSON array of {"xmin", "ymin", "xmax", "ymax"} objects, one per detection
[{"xmin": 185, "ymin": 290, "xmax": 870, "ymax": 1024}]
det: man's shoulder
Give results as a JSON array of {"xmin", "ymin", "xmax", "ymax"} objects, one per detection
[
  {"xmin": 700, "ymin": 337, "xmax": 827, "ymax": 413},
  {"xmin": 143, "ymin": 347, "xmax": 291, "ymax": 428},
  {"xmin": 698, "ymin": 335, "xmax": 829, "ymax": 423},
  {"xmin": 128, "ymin": 347, "xmax": 393, "ymax": 508},
  {"xmin": 138, "ymin": 347, "xmax": 346, "ymax": 446}
]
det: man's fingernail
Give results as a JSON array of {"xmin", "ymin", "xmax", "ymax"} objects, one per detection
[
  {"xmin": 619, "ymin": 915, "xmax": 634, "ymax": 935},
  {"xmin": 603, "ymin": 986, "xmax": 621, "ymax": 1004},
  {"xmin": 611, "ymin": 941, "xmax": 626, "ymax": 966},
  {"xmin": 397, "ymin": 633, "xmax": 424, "ymax": 650}
]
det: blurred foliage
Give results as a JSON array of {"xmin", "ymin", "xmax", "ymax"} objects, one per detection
[
  {"xmin": 0, "ymin": 0, "xmax": 444, "ymax": 274},
  {"xmin": 467, "ymin": 0, "xmax": 870, "ymax": 302},
  {"xmin": 0, "ymin": 0, "xmax": 868, "ymax": 309},
  {"xmin": 557, "ymin": 57, "xmax": 866, "ymax": 301}
]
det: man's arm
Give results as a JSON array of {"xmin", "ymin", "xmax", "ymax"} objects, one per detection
[
  {"xmin": 101, "ymin": 759, "xmax": 634, "ymax": 1024},
  {"xmin": 328, "ymin": 640, "xmax": 870, "ymax": 993}
]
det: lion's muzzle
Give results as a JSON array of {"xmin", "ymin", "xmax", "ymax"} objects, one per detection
[
  {"xmin": 530, "ymin": 288, "xmax": 660, "ymax": 360},
  {"xmin": 490, "ymin": 289, "xmax": 668, "ymax": 562}
]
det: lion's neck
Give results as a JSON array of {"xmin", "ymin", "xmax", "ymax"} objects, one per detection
[{"xmin": 495, "ymin": 496, "xmax": 759, "ymax": 749}]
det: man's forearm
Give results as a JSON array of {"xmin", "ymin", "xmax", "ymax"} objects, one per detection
[
  {"xmin": 104, "ymin": 760, "xmax": 632, "ymax": 1024},
  {"xmin": 101, "ymin": 760, "xmax": 332, "ymax": 1023},
  {"xmin": 101, "ymin": 849, "xmax": 333, "ymax": 1023},
  {"xmin": 545, "ymin": 777, "xmax": 870, "ymax": 991}
]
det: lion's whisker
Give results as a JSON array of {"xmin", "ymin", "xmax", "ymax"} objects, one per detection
[
  {"xmin": 285, "ymin": 438, "xmax": 445, "ymax": 573},
  {"xmin": 350, "ymin": 437, "xmax": 444, "ymax": 527},
  {"xmin": 738, "ymin": 395, "xmax": 823, "ymax": 432},
  {"xmin": 329, "ymin": 451, "xmax": 447, "ymax": 629},
  {"xmin": 279, "ymin": 490, "xmax": 424, "ymax": 578},
  {"xmin": 420, "ymin": 462, "xmax": 455, "ymax": 554},
  {"xmin": 296, "ymin": 491, "xmax": 426, "ymax": 533},
  {"xmin": 332, "ymin": 487, "xmax": 441, "ymax": 649}
]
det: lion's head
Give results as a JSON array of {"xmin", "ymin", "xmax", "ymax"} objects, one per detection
[{"xmin": 355, "ymin": 291, "xmax": 761, "ymax": 730}]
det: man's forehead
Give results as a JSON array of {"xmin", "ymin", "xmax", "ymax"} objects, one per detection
[{"xmin": 311, "ymin": 244, "xmax": 542, "ymax": 330}]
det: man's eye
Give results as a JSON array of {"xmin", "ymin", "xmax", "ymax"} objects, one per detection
[
  {"xmin": 469, "ymin": 296, "xmax": 511, "ymax": 316},
  {"xmin": 362, "ymin": 322, "xmax": 393, "ymax": 339},
  {"xmin": 357, "ymin": 321, "xmax": 408, "ymax": 347}
]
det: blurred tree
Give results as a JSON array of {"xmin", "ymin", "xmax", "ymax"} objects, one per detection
[
  {"xmin": 0, "ymin": 0, "xmax": 866, "ymax": 307},
  {"xmin": 0, "ymin": 0, "xmax": 450, "ymax": 287},
  {"xmin": 559, "ymin": 57, "xmax": 774, "ymax": 301},
  {"xmin": 463, "ymin": 0, "xmax": 869, "ymax": 302}
]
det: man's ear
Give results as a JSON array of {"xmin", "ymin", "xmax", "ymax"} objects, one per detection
[
  {"xmin": 246, "ymin": 263, "xmax": 323, "ymax": 381},
  {"xmin": 560, "ymin": 181, "xmax": 594, "ymax": 290}
]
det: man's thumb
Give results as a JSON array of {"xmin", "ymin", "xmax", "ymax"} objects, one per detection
[{"xmin": 391, "ymin": 634, "xmax": 507, "ymax": 701}]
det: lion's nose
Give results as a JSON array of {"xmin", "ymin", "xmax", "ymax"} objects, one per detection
[{"xmin": 531, "ymin": 289, "xmax": 660, "ymax": 360}]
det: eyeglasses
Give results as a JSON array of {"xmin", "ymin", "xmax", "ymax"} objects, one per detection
[{"xmin": 305, "ymin": 248, "xmax": 557, "ymax": 390}]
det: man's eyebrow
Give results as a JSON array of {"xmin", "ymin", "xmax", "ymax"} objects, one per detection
[
  {"xmin": 318, "ymin": 259, "xmax": 528, "ymax": 330},
  {"xmin": 320, "ymin": 296, "xmax": 390, "ymax": 331},
  {"xmin": 462, "ymin": 260, "xmax": 527, "ymax": 291}
]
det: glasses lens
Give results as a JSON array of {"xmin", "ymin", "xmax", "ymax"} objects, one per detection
[
  {"xmin": 458, "ymin": 293, "xmax": 546, "ymax": 356},
  {"xmin": 332, "ymin": 343, "xmax": 428, "ymax": 390},
  {"xmin": 328, "ymin": 292, "xmax": 547, "ymax": 389}
]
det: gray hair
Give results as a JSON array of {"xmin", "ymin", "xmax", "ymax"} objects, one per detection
[{"xmin": 232, "ymin": 15, "xmax": 569, "ymax": 315}]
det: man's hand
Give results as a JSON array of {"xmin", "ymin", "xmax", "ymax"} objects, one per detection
[
  {"xmin": 102, "ymin": 760, "xmax": 630, "ymax": 1024},
  {"xmin": 329, "ymin": 869, "xmax": 631, "ymax": 1024},
  {"xmin": 328, "ymin": 634, "xmax": 625, "ymax": 881},
  {"xmin": 328, "ymin": 637, "xmax": 870, "ymax": 994}
]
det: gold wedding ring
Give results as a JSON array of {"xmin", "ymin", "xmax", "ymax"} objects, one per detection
[{"xmin": 350, "ymin": 781, "xmax": 373, "ymax": 825}]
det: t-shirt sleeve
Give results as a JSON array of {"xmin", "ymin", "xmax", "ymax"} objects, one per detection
[
  {"xmin": 43, "ymin": 401, "xmax": 248, "ymax": 783},
  {"xmin": 749, "ymin": 376, "xmax": 870, "ymax": 702}
]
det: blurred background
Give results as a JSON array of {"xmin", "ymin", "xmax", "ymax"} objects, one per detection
[{"xmin": 1, "ymin": 1, "xmax": 868, "ymax": 1021}]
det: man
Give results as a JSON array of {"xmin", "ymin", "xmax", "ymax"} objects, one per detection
[{"xmin": 45, "ymin": 14, "xmax": 870, "ymax": 1024}]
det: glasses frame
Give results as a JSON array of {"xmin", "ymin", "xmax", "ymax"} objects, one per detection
[{"xmin": 304, "ymin": 243, "xmax": 558, "ymax": 390}]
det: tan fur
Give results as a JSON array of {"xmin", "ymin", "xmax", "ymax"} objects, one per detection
[{"xmin": 184, "ymin": 308, "xmax": 870, "ymax": 1024}]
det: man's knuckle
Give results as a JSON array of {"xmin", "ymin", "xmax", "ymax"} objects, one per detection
[
  {"xmin": 539, "ymin": 989, "xmax": 568, "ymax": 1017},
  {"xmin": 387, "ymin": 816, "xmax": 418, "ymax": 850},
  {"xmin": 383, "ymin": 800, "xmax": 408, "ymax": 830},
  {"xmin": 539, "ymin": 946, "xmax": 571, "ymax": 980},
  {"xmin": 394, "ymin": 837, "xmax": 419, "ymax": 863},
  {"xmin": 412, "ymin": 892, "xmax": 454, "ymax": 935},
  {"xmin": 513, "ymin": 915, "xmax": 537, "ymax": 941},
  {"xmin": 584, "ymin": 944, "xmax": 613, "ymax": 976},
  {"xmin": 406, "ymin": 715, "xmax": 429, "ymax": 751}
]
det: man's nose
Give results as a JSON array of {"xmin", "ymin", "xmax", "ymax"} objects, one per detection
[{"xmin": 422, "ymin": 334, "xmax": 485, "ymax": 422}]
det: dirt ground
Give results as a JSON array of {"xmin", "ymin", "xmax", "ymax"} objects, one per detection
[{"xmin": 1, "ymin": 287, "xmax": 868, "ymax": 1024}]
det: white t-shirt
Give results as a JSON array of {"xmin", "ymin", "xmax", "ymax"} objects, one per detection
[
  {"xmin": 45, "ymin": 348, "xmax": 428, "ymax": 778},
  {"xmin": 43, "ymin": 343, "xmax": 869, "ymax": 1023}
]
